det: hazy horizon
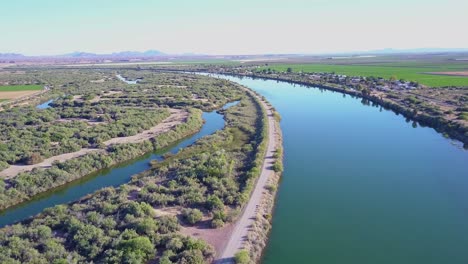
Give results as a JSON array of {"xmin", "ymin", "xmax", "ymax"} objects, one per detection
[
  {"xmin": 1, "ymin": 0, "xmax": 467, "ymax": 56},
  {"xmin": 3, "ymin": 47, "xmax": 468, "ymax": 58}
]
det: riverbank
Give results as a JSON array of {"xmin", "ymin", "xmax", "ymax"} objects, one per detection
[
  {"xmin": 203, "ymin": 70, "xmax": 467, "ymax": 148},
  {"xmin": 243, "ymin": 111, "xmax": 283, "ymax": 263},
  {"xmin": 213, "ymin": 85, "xmax": 282, "ymax": 264}
]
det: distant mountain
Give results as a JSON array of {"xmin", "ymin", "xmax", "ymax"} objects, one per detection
[
  {"xmin": 62, "ymin": 51, "xmax": 99, "ymax": 58},
  {"xmin": 60, "ymin": 50, "xmax": 166, "ymax": 58},
  {"xmin": 0, "ymin": 53, "xmax": 25, "ymax": 58},
  {"xmin": 359, "ymin": 48, "xmax": 468, "ymax": 55},
  {"xmin": 112, "ymin": 50, "xmax": 165, "ymax": 57}
]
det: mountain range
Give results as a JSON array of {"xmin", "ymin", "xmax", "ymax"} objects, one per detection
[
  {"xmin": 2, "ymin": 48, "xmax": 468, "ymax": 59},
  {"xmin": 0, "ymin": 50, "xmax": 166, "ymax": 59}
]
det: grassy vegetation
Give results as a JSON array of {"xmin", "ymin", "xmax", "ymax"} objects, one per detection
[
  {"xmin": 0, "ymin": 72, "xmax": 269, "ymax": 264},
  {"xmin": 260, "ymin": 63, "xmax": 468, "ymax": 87},
  {"xmin": 0, "ymin": 70, "xmax": 246, "ymax": 209},
  {"xmin": 0, "ymin": 85, "xmax": 43, "ymax": 91}
]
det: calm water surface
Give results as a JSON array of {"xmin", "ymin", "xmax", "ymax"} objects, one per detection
[
  {"xmin": 36, "ymin": 99, "xmax": 54, "ymax": 109},
  {"xmin": 209, "ymin": 74, "xmax": 468, "ymax": 264}
]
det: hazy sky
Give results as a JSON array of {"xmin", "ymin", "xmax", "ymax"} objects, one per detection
[{"xmin": 1, "ymin": 0, "xmax": 467, "ymax": 55}]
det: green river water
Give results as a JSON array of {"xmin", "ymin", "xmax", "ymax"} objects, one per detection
[{"xmin": 214, "ymin": 74, "xmax": 468, "ymax": 264}]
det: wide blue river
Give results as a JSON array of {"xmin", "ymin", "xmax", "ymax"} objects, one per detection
[{"xmin": 209, "ymin": 74, "xmax": 468, "ymax": 264}]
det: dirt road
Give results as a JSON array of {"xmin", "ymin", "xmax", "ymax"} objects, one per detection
[{"xmin": 215, "ymin": 95, "xmax": 279, "ymax": 264}]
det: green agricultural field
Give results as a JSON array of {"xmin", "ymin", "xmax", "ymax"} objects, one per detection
[
  {"xmin": 0, "ymin": 84, "xmax": 43, "ymax": 91},
  {"xmin": 261, "ymin": 63, "xmax": 468, "ymax": 87}
]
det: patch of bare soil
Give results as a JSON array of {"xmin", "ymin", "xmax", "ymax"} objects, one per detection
[
  {"xmin": 73, "ymin": 91, "xmax": 123, "ymax": 103},
  {"xmin": 0, "ymin": 90, "xmax": 40, "ymax": 100},
  {"xmin": 103, "ymin": 91, "xmax": 122, "ymax": 96},
  {"xmin": 104, "ymin": 109, "xmax": 188, "ymax": 145},
  {"xmin": 153, "ymin": 206, "xmax": 181, "ymax": 217},
  {"xmin": 150, "ymin": 204, "xmax": 235, "ymax": 256},
  {"xmin": 0, "ymin": 148, "xmax": 102, "ymax": 179},
  {"xmin": 180, "ymin": 216, "xmax": 235, "ymax": 256},
  {"xmin": 191, "ymin": 94, "xmax": 208, "ymax": 102},
  {"xmin": 55, "ymin": 118, "xmax": 106, "ymax": 126},
  {"xmin": 426, "ymin": 71, "xmax": 468, "ymax": 77}
]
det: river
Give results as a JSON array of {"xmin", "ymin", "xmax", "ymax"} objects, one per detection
[
  {"xmin": 205, "ymin": 74, "xmax": 468, "ymax": 264},
  {"xmin": 0, "ymin": 102, "xmax": 237, "ymax": 228},
  {"xmin": 4, "ymin": 72, "xmax": 468, "ymax": 263}
]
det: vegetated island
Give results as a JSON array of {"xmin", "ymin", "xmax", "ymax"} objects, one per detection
[{"xmin": 0, "ymin": 68, "xmax": 283, "ymax": 264}]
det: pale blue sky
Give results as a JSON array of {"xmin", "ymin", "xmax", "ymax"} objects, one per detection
[{"xmin": 1, "ymin": 0, "xmax": 466, "ymax": 55}]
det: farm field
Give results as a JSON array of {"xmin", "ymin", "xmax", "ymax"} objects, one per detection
[
  {"xmin": 260, "ymin": 62, "xmax": 468, "ymax": 87},
  {"xmin": 0, "ymin": 84, "xmax": 43, "ymax": 102},
  {"xmin": 0, "ymin": 84, "xmax": 43, "ymax": 91}
]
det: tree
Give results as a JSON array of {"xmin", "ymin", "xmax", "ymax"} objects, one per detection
[
  {"xmin": 211, "ymin": 218, "xmax": 224, "ymax": 228},
  {"xmin": 118, "ymin": 237, "xmax": 155, "ymax": 261},
  {"xmin": 286, "ymin": 67, "xmax": 293, "ymax": 73},
  {"xmin": 206, "ymin": 195, "xmax": 224, "ymax": 211},
  {"xmin": 71, "ymin": 224, "xmax": 107, "ymax": 259},
  {"xmin": 177, "ymin": 249, "xmax": 205, "ymax": 264},
  {"xmin": 166, "ymin": 237, "xmax": 184, "ymax": 252},
  {"xmin": 181, "ymin": 208, "xmax": 203, "ymax": 225}
]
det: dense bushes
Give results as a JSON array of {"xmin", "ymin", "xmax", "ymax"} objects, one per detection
[
  {"xmin": 0, "ymin": 187, "xmax": 214, "ymax": 263},
  {"xmin": 0, "ymin": 70, "xmax": 270, "ymax": 263},
  {"xmin": 0, "ymin": 70, "xmax": 245, "ymax": 167},
  {"xmin": 132, "ymin": 91, "xmax": 268, "ymax": 229},
  {"xmin": 0, "ymin": 105, "xmax": 170, "ymax": 165},
  {"xmin": 0, "ymin": 92, "xmax": 265, "ymax": 263},
  {"xmin": 0, "ymin": 110, "xmax": 204, "ymax": 210},
  {"xmin": 0, "ymin": 70, "xmax": 246, "ymax": 210}
]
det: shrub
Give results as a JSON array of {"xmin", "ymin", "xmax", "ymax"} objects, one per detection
[
  {"xmin": 265, "ymin": 184, "xmax": 276, "ymax": 194},
  {"xmin": 234, "ymin": 250, "xmax": 250, "ymax": 264},
  {"xmin": 181, "ymin": 208, "xmax": 203, "ymax": 225},
  {"xmin": 211, "ymin": 219, "xmax": 224, "ymax": 228},
  {"xmin": 272, "ymin": 161, "xmax": 283, "ymax": 173}
]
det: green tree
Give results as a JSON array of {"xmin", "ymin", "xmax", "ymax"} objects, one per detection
[
  {"xmin": 181, "ymin": 208, "xmax": 203, "ymax": 225},
  {"xmin": 234, "ymin": 250, "xmax": 250, "ymax": 264},
  {"xmin": 206, "ymin": 195, "xmax": 224, "ymax": 211},
  {"xmin": 118, "ymin": 237, "xmax": 155, "ymax": 262}
]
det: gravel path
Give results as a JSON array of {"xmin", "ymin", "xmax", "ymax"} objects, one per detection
[{"xmin": 215, "ymin": 96, "xmax": 278, "ymax": 264}]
